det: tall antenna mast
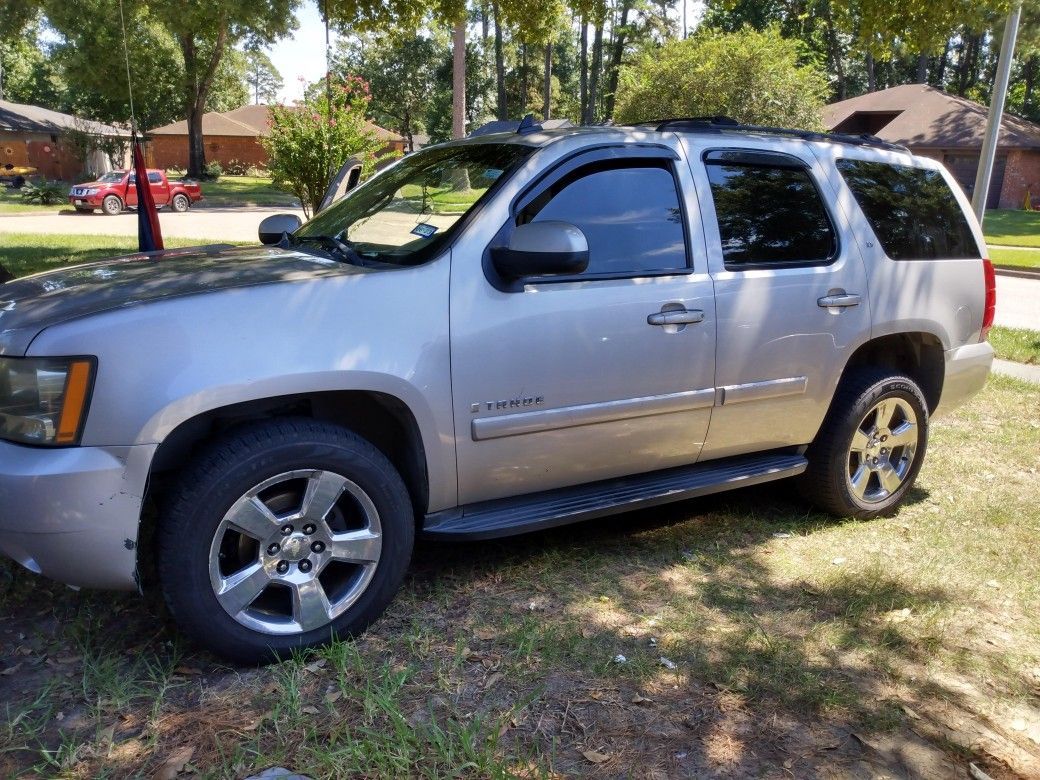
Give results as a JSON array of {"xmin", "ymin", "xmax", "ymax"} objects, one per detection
[{"xmin": 118, "ymin": 0, "xmax": 138, "ymax": 134}]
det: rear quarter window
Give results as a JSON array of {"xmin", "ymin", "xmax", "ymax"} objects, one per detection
[{"xmin": 836, "ymin": 158, "xmax": 980, "ymax": 260}]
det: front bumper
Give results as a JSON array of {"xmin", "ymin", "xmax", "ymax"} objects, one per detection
[
  {"xmin": 0, "ymin": 441, "xmax": 156, "ymax": 590},
  {"xmin": 933, "ymin": 341, "xmax": 994, "ymax": 419},
  {"xmin": 68, "ymin": 195, "xmax": 103, "ymax": 207}
]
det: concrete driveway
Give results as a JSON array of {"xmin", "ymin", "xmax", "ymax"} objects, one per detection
[{"xmin": 0, "ymin": 205, "xmax": 305, "ymax": 243}]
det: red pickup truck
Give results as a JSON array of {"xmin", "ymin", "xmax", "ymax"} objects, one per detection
[{"xmin": 69, "ymin": 169, "xmax": 204, "ymax": 215}]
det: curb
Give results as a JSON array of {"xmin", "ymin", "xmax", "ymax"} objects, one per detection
[{"xmin": 993, "ymin": 265, "xmax": 1040, "ymax": 280}]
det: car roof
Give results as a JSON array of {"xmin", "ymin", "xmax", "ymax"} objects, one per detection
[{"xmin": 442, "ymin": 120, "xmax": 911, "ymax": 159}]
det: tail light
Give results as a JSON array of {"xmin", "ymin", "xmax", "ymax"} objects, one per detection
[{"xmin": 981, "ymin": 258, "xmax": 996, "ymax": 341}]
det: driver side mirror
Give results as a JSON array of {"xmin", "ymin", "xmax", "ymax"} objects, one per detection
[
  {"xmin": 258, "ymin": 213, "xmax": 302, "ymax": 245},
  {"xmin": 491, "ymin": 221, "xmax": 589, "ymax": 280}
]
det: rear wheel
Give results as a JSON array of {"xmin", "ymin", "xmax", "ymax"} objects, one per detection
[
  {"xmin": 158, "ymin": 419, "xmax": 414, "ymax": 664},
  {"xmin": 101, "ymin": 195, "xmax": 122, "ymax": 216},
  {"xmin": 800, "ymin": 369, "xmax": 928, "ymax": 519},
  {"xmin": 170, "ymin": 193, "xmax": 190, "ymax": 213}
]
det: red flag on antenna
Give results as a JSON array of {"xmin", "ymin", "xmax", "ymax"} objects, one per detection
[{"xmin": 132, "ymin": 133, "xmax": 164, "ymax": 252}]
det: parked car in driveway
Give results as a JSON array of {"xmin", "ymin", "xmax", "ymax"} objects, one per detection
[
  {"xmin": 69, "ymin": 169, "xmax": 203, "ymax": 215},
  {"xmin": 0, "ymin": 118, "xmax": 994, "ymax": 663}
]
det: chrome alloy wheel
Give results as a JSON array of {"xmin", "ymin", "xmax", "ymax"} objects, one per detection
[
  {"xmin": 847, "ymin": 398, "xmax": 919, "ymax": 504},
  {"xmin": 208, "ymin": 470, "xmax": 382, "ymax": 635}
]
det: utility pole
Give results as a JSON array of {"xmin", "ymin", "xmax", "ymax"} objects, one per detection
[{"xmin": 972, "ymin": 3, "xmax": 1022, "ymax": 223}]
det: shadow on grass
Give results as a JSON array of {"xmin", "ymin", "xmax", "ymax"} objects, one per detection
[{"xmin": 1, "ymin": 481, "xmax": 1034, "ymax": 778}]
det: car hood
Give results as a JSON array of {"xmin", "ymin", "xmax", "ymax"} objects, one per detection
[
  {"xmin": 72, "ymin": 181, "xmax": 114, "ymax": 189},
  {"xmin": 0, "ymin": 244, "xmax": 363, "ymax": 355}
]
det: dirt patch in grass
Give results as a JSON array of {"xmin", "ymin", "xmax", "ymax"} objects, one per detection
[{"xmin": 2, "ymin": 376, "xmax": 1040, "ymax": 778}]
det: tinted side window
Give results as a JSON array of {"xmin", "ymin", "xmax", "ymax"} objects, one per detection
[
  {"xmin": 148, "ymin": 172, "xmax": 162, "ymax": 184},
  {"xmin": 705, "ymin": 159, "xmax": 837, "ymax": 268},
  {"xmin": 836, "ymin": 159, "xmax": 980, "ymax": 260},
  {"xmin": 520, "ymin": 163, "xmax": 687, "ymax": 275}
]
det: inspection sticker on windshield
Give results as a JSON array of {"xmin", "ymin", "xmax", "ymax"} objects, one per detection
[{"xmin": 411, "ymin": 223, "xmax": 438, "ymax": 239}]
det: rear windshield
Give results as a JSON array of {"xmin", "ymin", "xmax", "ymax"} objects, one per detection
[{"xmin": 836, "ymin": 159, "xmax": 980, "ymax": 261}]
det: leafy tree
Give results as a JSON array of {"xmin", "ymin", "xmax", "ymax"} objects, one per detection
[
  {"xmin": 0, "ymin": 16, "xmax": 63, "ymax": 106},
  {"xmin": 146, "ymin": 0, "xmax": 300, "ymax": 176},
  {"xmin": 262, "ymin": 74, "xmax": 390, "ymax": 216},
  {"xmin": 207, "ymin": 48, "xmax": 251, "ymax": 112},
  {"xmin": 336, "ymin": 33, "xmax": 442, "ymax": 151},
  {"xmin": 244, "ymin": 47, "xmax": 283, "ymax": 104},
  {"xmin": 613, "ymin": 26, "xmax": 828, "ymax": 128}
]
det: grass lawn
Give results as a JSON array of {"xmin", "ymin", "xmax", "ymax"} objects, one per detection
[
  {"xmin": 1, "ymin": 376, "xmax": 1038, "ymax": 778},
  {"xmin": 0, "ymin": 233, "xmax": 238, "ymax": 278},
  {"xmin": 989, "ymin": 325, "xmax": 1040, "ymax": 364},
  {"xmin": 0, "ymin": 186, "xmax": 72, "ymax": 215},
  {"xmin": 989, "ymin": 246, "xmax": 1040, "ymax": 269},
  {"xmin": 983, "ymin": 208, "xmax": 1040, "ymax": 248},
  {"xmin": 179, "ymin": 174, "xmax": 298, "ymax": 208}
]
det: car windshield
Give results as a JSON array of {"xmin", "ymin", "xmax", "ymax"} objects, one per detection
[
  {"xmin": 295, "ymin": 143, "xmax": 533, "ymax": 266},
  {"xmin": 96, "ymin": 171, "xmax": 126, "ymax": 183}
]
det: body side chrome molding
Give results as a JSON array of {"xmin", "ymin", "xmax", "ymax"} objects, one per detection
[
  {"xmin": 717, "ymin": 376, "xmax": 808, "ymax": 406},
  {"xmin": 471, "ymin": 388, "xmax": 715, "ymax": 441}
]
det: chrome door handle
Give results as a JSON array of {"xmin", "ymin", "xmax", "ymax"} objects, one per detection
[
  {"xmin": 817, "ymin": 293, "xmax": 861, "ymax": 308},
  {"xmin": 647, "ymin": 308, "xmax": 705, "ymax": 326}
]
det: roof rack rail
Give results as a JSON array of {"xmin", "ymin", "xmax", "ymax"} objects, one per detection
[{"xmin": 638, "ymin": 116, "xmax": 909, "ymax": 153}]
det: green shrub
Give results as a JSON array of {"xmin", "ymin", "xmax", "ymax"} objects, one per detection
[
  {"xmin": 224, "ymin": 158, "xmax": 249, "ymax": 176},
  {"xmin": 20, "ymin": 180, "xmax": 67, "ymax": 205},
  {"xmin": 614, "ymin": 26, "xmax": 828, "ymax": 129},
  {"xmin": 204, "ymin": 161, "xmax": 223, "ymax": 180}
]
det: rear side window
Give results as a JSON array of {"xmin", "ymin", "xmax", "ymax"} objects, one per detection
[
  {"xmin": 836, "ymin": 159, "xmax": 980, "ymax": 260},
  {"xmin": 519, "ymin": 162, "xmax": 688, "ymax": 276},
  {"xmin": 704, "ymin": 156, "xmax": 837, "ymax": 268}
]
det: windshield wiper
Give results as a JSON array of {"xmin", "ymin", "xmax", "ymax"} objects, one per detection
[{"xmin": 293, "ymin": 234, "xmax": 368, "ymax": 266}]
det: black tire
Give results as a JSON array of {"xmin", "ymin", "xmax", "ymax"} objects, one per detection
[
  {"xmin": 157, "ymin": 418, "xmax": 414, "ymax": 664},
  {"xmin": 170, "ymin": 193, "xmax": 190, "ymax": 213},
  {"xmin": 799, "ymin": 368, "xmax": 928, "ymax": 519},
  {"xmin": 101, "ymin": 195, "xmax": 122, "ymax": 216}
]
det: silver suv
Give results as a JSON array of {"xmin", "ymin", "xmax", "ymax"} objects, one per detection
[{"xmin": 0, "ymin": 120, "xmax": 995, "ymax": 662}]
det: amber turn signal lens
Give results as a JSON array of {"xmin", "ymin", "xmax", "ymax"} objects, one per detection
[{"xmin": 55, "ymin": 360, "xmax": 94, "ymax": 444}]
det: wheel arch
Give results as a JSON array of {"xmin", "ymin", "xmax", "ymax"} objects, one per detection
[
  {"xmin": 138, "ymin": 389, "xmax": 431, "ymax": 582},
  {"xmin": 837, "ymin": 331, "xmax": 945, "ymax": 413}
]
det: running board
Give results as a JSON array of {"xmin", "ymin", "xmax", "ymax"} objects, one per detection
[{"xmin": 422, "ymin": 452, "xmax": 807, "ymax": 540}]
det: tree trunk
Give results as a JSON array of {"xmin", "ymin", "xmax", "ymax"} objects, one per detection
[
  {"xmin": 586, "ymin": 21, "xmax": 604, "ymax": 124},
  {"xmin": 934, "ymin": 39, "xmax": 951, "ymax": 86},
  {"xmin": 403, "ymin": 108, "xmax": 413, "ymax": 152},
  {"xmin": 493, "ymin": 1, "xmax": 506, "ymax": 120},
  {"xmin": 821, "ymin": 1, "xmax": 845, "ymax": 100},
  {"xmin": 1025, "ymin": 56, "xmax": 1037, "ymax": 114},
  {"xmin": 579, "ymin": 17, "xmax": 588, "ymax": 124},
  {"xmin": 916, "ymin": 53, "xmax": 928, "ymax": 83},
  {"xmin": 452, "ymin": 19, "xmax": 466, "ymax": 139},
  {"xmin": 543, "ymin": 43, "xmax": 552, "ymax": 119},
  {"xmin": 480, "ymin": 1, "xmax": 489, "ymax": 44},
  {"xmin": 520, "ymin": 42, "xmax": 529, "ymax": 113},
  {"xmin": 866, "ymin": 52, "xmax": 876, "ymax": 92},
  {"xmin": 603, "ymin": 0, "xmax": 631, "ymax": 120},
  {"xmin": 179, "ymin": 25, "xmax": 228, "ymax": 178}
]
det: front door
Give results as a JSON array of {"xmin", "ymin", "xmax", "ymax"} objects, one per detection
[{"xmin": 450, "ymin": 145, "xmax": 718, "ymax": 505}]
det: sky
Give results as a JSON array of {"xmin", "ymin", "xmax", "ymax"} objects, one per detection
[{"xmin": 267, "ymin": 0, "xmax": 339, "ymax": 104}]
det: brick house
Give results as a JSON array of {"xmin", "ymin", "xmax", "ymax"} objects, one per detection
[
  {"xmin": 146, "ymin": 104, "xmax": 406, "ymax": 171},
  {"xmin": 822, "ymin": 84, "xmax": 1040, "ymax": 209},
  {"xmin": 0, "ymin": 99, "xmax": 129, "ymax": 180}
]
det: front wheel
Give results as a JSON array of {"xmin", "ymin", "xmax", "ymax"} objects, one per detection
[
  {"xmin": 157, "ymin": 419, "xmax": 414, "ymax": 664},
  {"xmin": 101, "ymin": 195, "xmax": 122, "ymax": 216},
  {"xmin": 799, "ymin": 369, "xmax": 928, "ymax": 519}
]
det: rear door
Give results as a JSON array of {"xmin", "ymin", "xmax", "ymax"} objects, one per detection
[{"xmin": 682, "ymin": 137, "xmax": 872, "ymax": 459}]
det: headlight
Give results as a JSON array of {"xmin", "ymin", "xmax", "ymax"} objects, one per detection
[
  {"xmin": 0, "ymin": 357, "xmax": 95, "ymax": 445},
  {"xmin": 86, "ymin": 188, "xmax": 99, "ymax": 195}
]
